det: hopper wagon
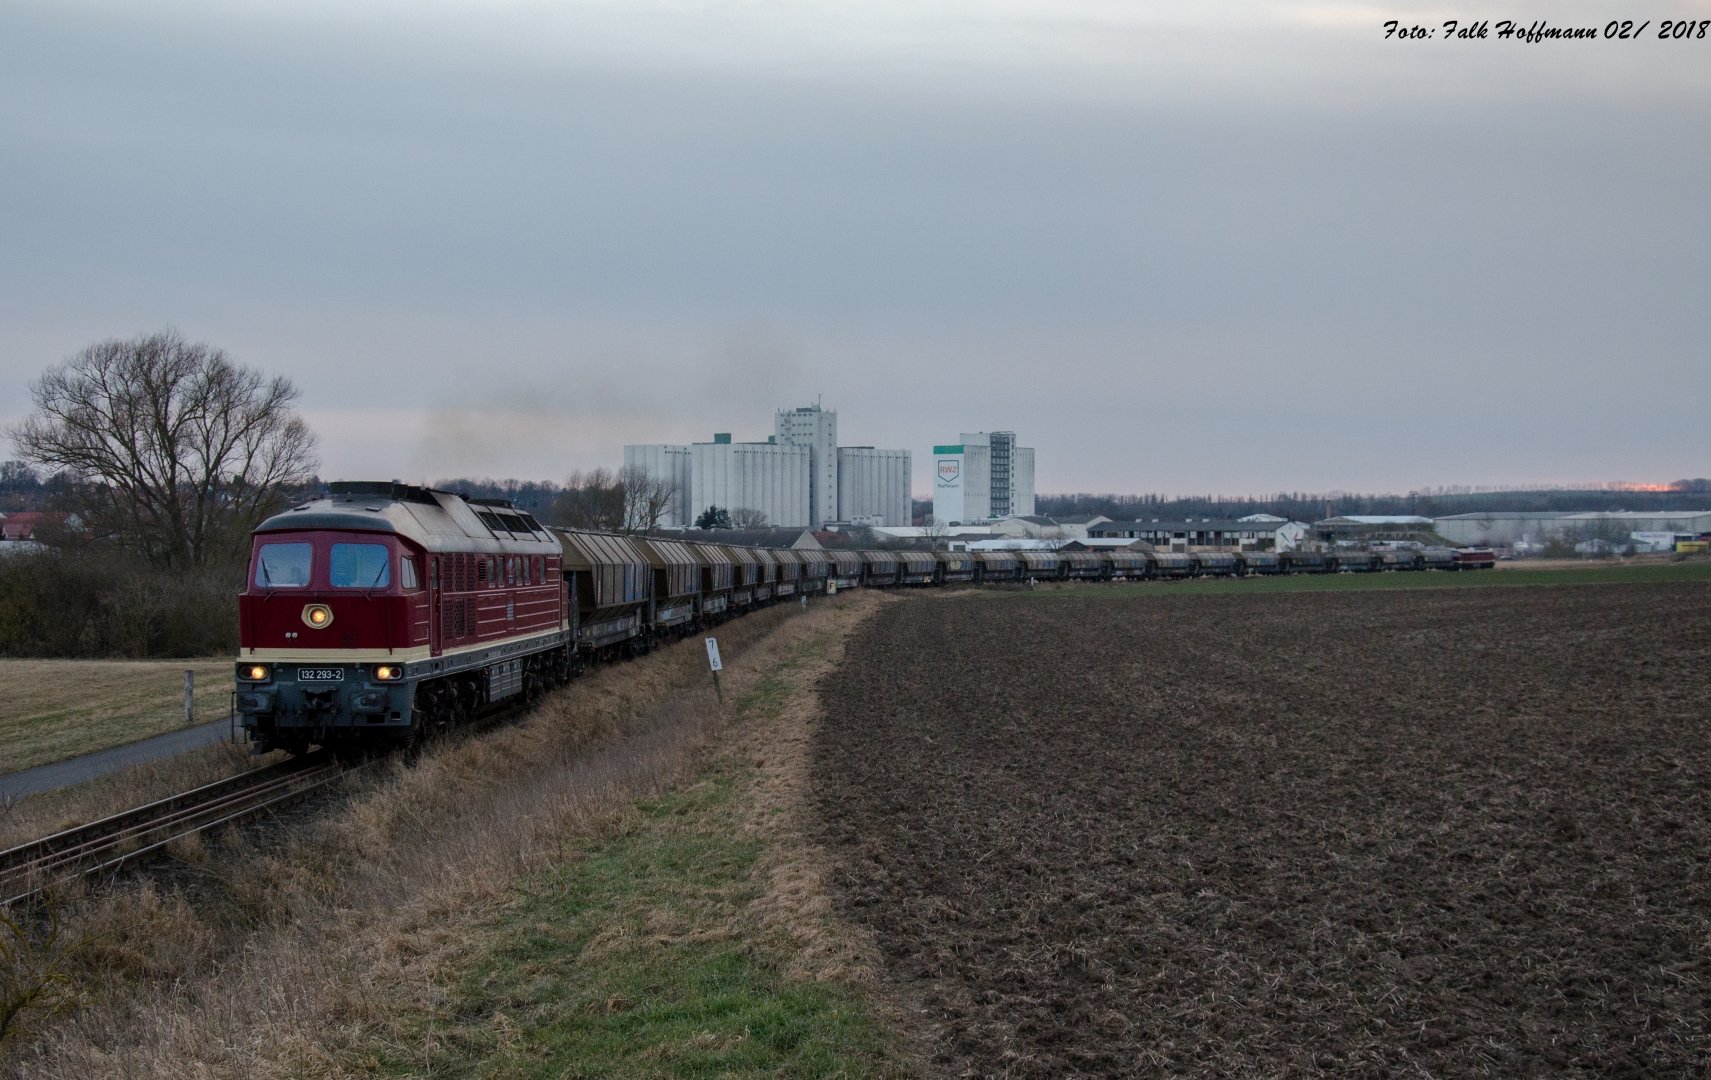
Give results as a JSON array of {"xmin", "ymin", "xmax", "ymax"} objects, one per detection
[
  {"xmin": 827, "ymin": 551, "xmax": 863, "ymax": 590},
  {"xmin": 936, "ymin": 552, "xmax": 979, "ymax": 583},
  {"xmin": 1191, "ymin": 552, "xmax": 1238, "ymax": 577},
  {"xmin": 635, "ymin": 536, "xmax": 701, "ymax": 639},
  {"xmin": 727, "ymin": 545, "xmax": 761, "ymax": 607},
  {"xmin": 1237, "ymin": 551, "xmax": 1283, "ymax": 576},
  {"xmin": 1062, "ymin": 551, "xmax": 1106, "ymax": 580},
  {"xmin": 899, "ymin": 551, "xmax": 938, "ymax": 586},
  {"xmin": 1017, "ymin": 551, "xmax": 1063, "ymax": 581},
  {"xmin": 797, "ymin": 549, "xmax": 831, "ymax": 593},
  {"xmin": 1421, "ymin": 547, "xmax": 1456, "ymax": 571},
  {"xmin": 860, "ymin": 551, "xmax": 902, "ymax": 587},
  {"xmin": 690, "ymin": 541, "xmax": 736, "ymax": 621}
]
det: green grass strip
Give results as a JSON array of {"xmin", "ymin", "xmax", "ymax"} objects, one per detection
[
  {"xmin": 1002, "ymin": 560, "xmax": 1711, "ymax": 598},
  {"xmin": 379, "ymin": 675, "xmax": 891, "ymax": 1078}
]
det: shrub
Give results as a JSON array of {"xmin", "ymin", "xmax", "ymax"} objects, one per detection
[{"xmin": 0, "ymin": 548, "xmax": 239, "ymax": 658}]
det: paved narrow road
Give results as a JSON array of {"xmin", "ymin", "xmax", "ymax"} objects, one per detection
[{"xmin": 0, "ymin": 718, "xmax": 240, "ymax": 800}]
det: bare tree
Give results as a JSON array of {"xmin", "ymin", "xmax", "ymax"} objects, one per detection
[
  {"xmin": 618, "ymin": 465, "xmax": 680, "ymax": 534},
  {"xmin": 730, "ymin": 507, "xmax": 769, "ymax": 528},
  {"xmin": 9, "ymin": 331, "xmax": 318, "ymax": 569},
  {"xmin": 554, "ymin": 468, "xmax": 625, "ymax": 531}
]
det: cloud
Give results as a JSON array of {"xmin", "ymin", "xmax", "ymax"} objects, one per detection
[{"xmin": 1, "ymin": 0, "xmax": 1707, "ymax": 495}]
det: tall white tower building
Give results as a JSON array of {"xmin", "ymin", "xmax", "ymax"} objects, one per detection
[
  {"xmin": 691, "ymin": 434, "xmax": 811, "ymax": 527},
  {"xmin": 932, "ymin": 442, "xmax": 991, "ymax": 525},
  {"xmin": 936, "ymin": 430, "xmax": 1036, "ymax": 524},
  {"xmin": 622, "ymin": 443, "xmax": 692, "ymax": 527},
  {"xmin": 962, "ymin": 431, "xmax": 1036, "ymax": 518},
  {"xmin": 836, "ymin": 447, "xmax": 912, "ymax": 527},
  {"xmin": 775, "ymin": 404, "xmax": 838, "ymax": 527}
]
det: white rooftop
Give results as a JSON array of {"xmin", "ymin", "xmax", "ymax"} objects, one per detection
[
  {"xmin": 966, "ymin": 538, "xmax": 1064, "ymax": 551},
  {"xmin": 873, "ymin": 526, "xmax": 994, "ymax": 538}
]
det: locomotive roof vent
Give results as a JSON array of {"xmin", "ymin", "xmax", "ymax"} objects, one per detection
[{"xmin": 327, "ymin": 481, "xmax": 442, "ymax": 505}]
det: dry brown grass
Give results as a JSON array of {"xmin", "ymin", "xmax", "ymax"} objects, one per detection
[
  {"xmin": 0, "ymin": 659, "xmax": 237, "ymax": 772},
  {"xmin": 2, "ymin": 593, "xmax": 888, "ymax": 1078}
]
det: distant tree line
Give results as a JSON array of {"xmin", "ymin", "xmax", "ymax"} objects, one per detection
[
  {"xmin": 1037, "ymin": 484, "xmax": 1711, "ymax": 523},
  {"xmin": 436, "ymin": 466, "xmax": 681, "ymax": 534}
]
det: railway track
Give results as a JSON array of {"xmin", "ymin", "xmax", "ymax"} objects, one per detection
[
  {"xmin": 0, "ymin": 640, "xmax": 653, "ymax": 908},
  {"xmin": 0, "ymin": 753, "xmax": 362, "ymax": 906}
]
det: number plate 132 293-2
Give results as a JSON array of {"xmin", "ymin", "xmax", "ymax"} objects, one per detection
[{"xmin": 297, "ymin": 667, "xmax": 345, "ymax": 682}]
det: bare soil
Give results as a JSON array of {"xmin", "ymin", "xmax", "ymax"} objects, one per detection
[{"xmin": 812, "ymin": 583, "xmax": 1711, "ymax": 1078}]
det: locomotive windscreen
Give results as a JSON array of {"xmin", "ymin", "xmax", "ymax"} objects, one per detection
[
  {"xmin": 330, "ymin": 543, "xmax": 391, "ymax": 588},
  {"xmin": 254, "ymin": 543, "xmax": 311, "ymax": 587}
]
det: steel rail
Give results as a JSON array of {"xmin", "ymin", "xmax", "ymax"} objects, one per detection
[{"xmin": 0, "ymin": 754, "xmax": 365, "ymax": 906}]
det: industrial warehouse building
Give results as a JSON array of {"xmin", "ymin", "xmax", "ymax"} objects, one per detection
[
  {"xmin": 837, "ymin": 447, "xmax": 913, "ymax": 529},
  {"xmin": 1434, "ymin": 510, "xmax": 1711, "ymax": 547},
  {"xmin": 932, "ymin": 431, "xmax": 1036, "ymax": 525},
  {"xmin": 690, "ymin": 436, "xmax": 810, "ymax": 528},
  {"xmin": 625, "ymin": 404, "xmax": 911, "ymax": 529}
]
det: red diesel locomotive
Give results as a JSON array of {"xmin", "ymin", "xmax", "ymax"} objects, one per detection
[{"xmin": 235, "ymin": 481, "xmax": 571, "ymax": 754}]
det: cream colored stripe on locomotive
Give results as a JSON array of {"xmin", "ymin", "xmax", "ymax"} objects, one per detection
[
  {"xmin": 243, "ymin": 626, "xmax": 567, "ymax": 664},
  {"xmin": 243, "ymin": 646, "xmax": 436, "ymax": 662}
]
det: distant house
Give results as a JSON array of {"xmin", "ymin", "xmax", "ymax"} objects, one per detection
[{"xmin": 0, "ymin": 511, "xmax": 77, "ymax": 542}]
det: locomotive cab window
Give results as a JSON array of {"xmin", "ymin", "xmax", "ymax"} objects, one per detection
[
  {"xmin": 400, "ymin": 556, "xmax": 421, "ymax": 590},
  {"xmin": 254, "ymin": 543, "xmax": 312, "ymax": 588},
  {"xmin": 329, "ymin": 543, "xmax": 391, "ymax": 588}
]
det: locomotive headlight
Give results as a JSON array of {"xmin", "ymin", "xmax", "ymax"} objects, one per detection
[
  {"xmin": 373, "ymin": 664, "xmax": 402, "ymax": 681},
  {"xmin": 240, "ymin": 664, "xmax": 270, "ymax": 682},
  {"xmin": 301, "ymin": 604, "xmax": 334, "ymax": 629}
]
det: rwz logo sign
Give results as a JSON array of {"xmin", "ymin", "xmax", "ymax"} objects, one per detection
[{"xmin": 937, "ymin": 459, "xmax": 960, "ymax": 485}]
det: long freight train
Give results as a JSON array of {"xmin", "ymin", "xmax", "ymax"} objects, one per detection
[{"xmin": 234, "ymin": 481, "xmax": 1493, "ymax": 754}]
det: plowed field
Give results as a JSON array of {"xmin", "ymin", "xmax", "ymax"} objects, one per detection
[{"xmin": 812, "ymin": 584, "xmax": 1711, "ymax": 1077}]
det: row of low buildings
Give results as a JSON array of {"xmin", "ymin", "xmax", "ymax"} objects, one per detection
[
  {"xmin": 626, "ymin": 405, "xmax": 915, "ymax": 530},
  {"xmin": 868, "ymin": 509, "xmax": 1711, "ymax": 555},
  {"xmin": 604, "ymin": 507, "xmax": 1711, "ymax": 558}
]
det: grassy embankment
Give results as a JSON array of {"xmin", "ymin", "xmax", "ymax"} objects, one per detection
[
  {"xmin": 4, "ymin": 593, "xmax": 902, "ymax": 1080},
  {"xmin": 0, "ymin": 659, "xmax": 236, "ymax": 773},
  {"xmin": 1020, "ymin": 558, "xmax": 1711, "ymax": 598},
  {"xmin": 380, "ymin": 604, "xmax": 896, "ymax": 1078}
]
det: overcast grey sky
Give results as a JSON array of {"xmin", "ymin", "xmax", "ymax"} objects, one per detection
[{"xmin": 2, "ymin": 0, "xmax": 1707, "ymax": 495}]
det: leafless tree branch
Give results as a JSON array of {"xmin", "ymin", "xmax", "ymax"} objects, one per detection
[{"xmin": 8, "ymin": 331, "xmax": 319, "ymax": 568}]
